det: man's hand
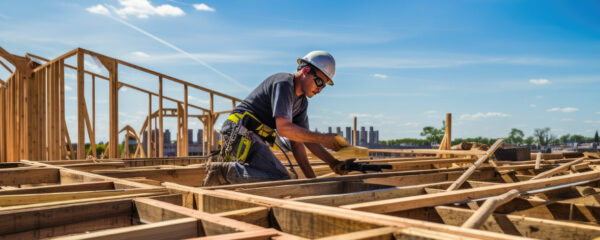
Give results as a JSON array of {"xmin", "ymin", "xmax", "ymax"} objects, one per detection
[{"xmin": 322, "ymin": 134, "xmax": 346, "ymax": 151}]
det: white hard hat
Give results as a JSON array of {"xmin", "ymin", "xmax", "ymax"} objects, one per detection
[{"xmin": 297, "ymin": 50, "xmax": 336, "ymax": 86}]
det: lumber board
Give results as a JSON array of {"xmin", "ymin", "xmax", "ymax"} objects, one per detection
[
  {"xmin": 0, "ymin": 167, "xmax": 59, "ymax": 186},
  {"xmin": 436, "ymin": 206, "xmax": 600, "ymax": 240},
  {"xmin": 93, "ymin": 167, "xmax": 206, "ymax": 186},
  {"xmin": 54, "ymin": 217, "xmax": 198, "ymax": 240},
  {"xmin": 369, "ymin": 149, "xmax": 486, "ymax": 156},
  {"xmin": 164, "ymin": 183, "xmax": 529, "ymax": 240},
  {"xmin": 446, "ymin": 139, "xmax": 503, "ymax": 191},
  {"xmin": 316, "ymin": 227, "xmax": 398, "ymax": 240},
  {"xmin": 0, "ymin": 181, "xmax": 114, "ymax": 195},
  {"xmin": 133, "ymin": 197, "xmax": 264, "ymax": 236},
  {"xmin": 215, "ymin": 206, "xmax": 270, "ymax": 227},
  {"xmin": 341, "ymin": 171, "xmax": 600, "ymax": 214},
  {"xmin": 293, "ymin": 182, "xmax": 452, "ymax": 206},
  {"xmin": 0, "ymin": 198, "xmax": 133, "ymax": 237},
  {"xmin": 0, "ymin": 188, "xmax": 166, "ymax": 207}
]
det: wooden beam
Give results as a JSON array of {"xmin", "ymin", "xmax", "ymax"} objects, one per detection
[
  {"xmin": 535, "ymin": 152, "xmax": 542, "ymax": 170},
  {"xmin": 0, "ymin": 167, "xmax": 59, "ymax": 186},
  {"xmin": 77, "ymin": 50, "xmax": 85, "ymax": 159},
  {"xmin": 461, "ymin": 189, "xmax": 520, "ymax": 229},
  {"xmin": 133, "ymin": 197, "xmax": 264, "ymax": 235},
  {"xmin": 370, "ymin": 148, "xmax": 487, "ymax": 156},
  {"xmin": 446, "ymin": 139, "xmax": 504, "ymax": 191},
  {"xmin": 54, "ymin": 217, "xmax": 198, "ymax": 240},
  {"xmin": 341, "ymin": 170, "xmax": 600, "ymax": 214},
  {"xmin": 158, "ymin": 77, "xmax": 164, "ymax": 157},
  {"xmin": 531, "ymin": 157, "xmax": 585, "ymax": 180},
  {"xmin": 109, "ymin": 59, "xmax": 118, "ymax": 158},
  {"xmin": 164, "ymin": 183, "xmax": 527, "ymax": 240},
  {"xmin": 436, "ymin": 205, "xmax": 600, "ymax": 240}
]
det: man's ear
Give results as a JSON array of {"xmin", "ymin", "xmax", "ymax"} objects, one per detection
[{"xmin": 301, "ymin": 65, "xmax": 311, "ymax": 74}]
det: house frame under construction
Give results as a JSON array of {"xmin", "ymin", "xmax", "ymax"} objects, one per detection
[{"xmin": 1, "ymin": 47, "xmax": 600, "ymax": 239}]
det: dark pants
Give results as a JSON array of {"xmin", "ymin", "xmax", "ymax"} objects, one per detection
[{"xmin": 221, "ymin": 120, "xmax": 290, "ymax": 184}]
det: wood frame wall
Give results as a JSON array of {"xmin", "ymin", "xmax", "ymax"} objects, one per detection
[{"xmin": 0, "ymin": 47, "xmax": 241, "ymax": 162}]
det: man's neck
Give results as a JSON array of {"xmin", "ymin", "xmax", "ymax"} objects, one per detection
[{"xmin": 293, "ymin": 72, "xmax": 304, "ymax": 96}]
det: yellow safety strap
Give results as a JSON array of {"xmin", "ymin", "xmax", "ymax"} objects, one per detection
[
  {"xmin": 226, "ymin": 112, "xmax": 276, "ymax": 138},
  {"xmin": 236, "ymin": 137, "xmax": 251, "ymax": 161}
]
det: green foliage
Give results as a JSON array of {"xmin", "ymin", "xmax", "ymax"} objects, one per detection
[
  {"xmin": 524, "ymin": 136, "xmax": 535, "ymax": 145},
  {"xmin": 452, "ymin": 137, "xmax": 499, "ymax": 146},
  {"xmin": 533, "ymin": 127, "xmax": 554, "ymax": 146},
  {"xmin": 506, "ymin": 128, "xmax": 524, "ymax": 145},
  {"xmin": 570, "ymin": 134, "xmax": 586, "ymax": 143},
  {"xmin": 595, "ymin": 130, "xmax": 599, "ymax": 143},
  {"xmin": 559, "ymin": 134, "xmax": 571, "ymax": 144},
  {"xmin": 380, "ymin": 138, "xmax": 430, "ymax": 145}
]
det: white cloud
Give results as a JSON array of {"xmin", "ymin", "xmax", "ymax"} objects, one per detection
[
  {"xmin": 529, "ymin": 78, "xmax": 550, "ymax": 85},
  {"xmin": 193, "ymin": 3, "xmax": 215, "ymax": 12},
  {"xmin": 372, "ymin": 73, "xmax": 388, "ymax": 79},
  {"xmin": 529, "ymin": 104, "xmax": 536, "ymax": 108},
  {"xmin": 86, "ymin": 4, "xmax": 111, "ymax": 15},
  {"xmin": 597, "ymin": 112, "xmax": 600, "ymax": 115},
  {"xmin": 584, "ymin": 120, "xmax": 600, "ymax": 124},
  {"xmin": 546, "ymin": 107, "xmax": 578, "ymax": 113},
  {"xmin": 67, "ymin": 96, "xmax": 77, "ymax": 101},
  {"xmin": 402, "ymin": 122, "xmax": 420, "ymax": 127},
  {"xmin": 132, "ymin": 51, "xmax": 150, "ymax": 58},
  {"xmin": 84, "ymin": 61, "xmax": 103, "ymax": 74},
  {"xmin": 560, "ymin": 118, "xmax": 573, "ymax": 121},
  {"xmin": 88, "ymin": 0, "xmax": 184, "ymax": 19},
  {"xmin": 459, "ymin": 112, "xmax": 510, "ymax": 120},
  {"xmin": 424, "ymin": 110, "xmax": 436, "ymax": 114},
  {"xmin": 64, "ymin": 85, "xmax": 72, "ymax": 91}
]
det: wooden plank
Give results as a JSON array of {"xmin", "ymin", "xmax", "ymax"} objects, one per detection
[
  {"xmin": 530, "ymin": 157, "xmax": 585, "ymax": 180},
  {"xmin": 316, "ymin": 227, "xmax": 398, "ymax": 240},
  {"xmin": 0, "ymin": 198, "xmax": 133, "ymax": 237},
  {"xmin": 238, "ymin": 181, "xmax": 345, "ymax": 199},
  {"xmin": 94, "ymin": 168, "xmax": 206, "ymax": 186},
  {"xmin": 54, "ymin": 217, "xmax": 198, "ymax": 240},
  {"xmin": 164, "ymin": 183, "xmax": 527, "ymax": 240},
  {"xmin": 215, "ymin": 207, "xmax": 270, "ymax": 228},
  {"xmin": 293, "ymin": 182, "xmax": 452, "ymax": 206},
  {"xmin": 0, "ymin": 188, "xmax": 165, "ymax": 207},
  {"xmin": 369, "ymin": 149, "xmax": 486, "ymax": 156},
  {"xmin": 446, "ymin": 139, "xmax": 504, "ymax": 191},
  {"xmin": 133, "ymin": 197, "xmax": 264, "ymax": 236},
  {"xmin": 0, "ymin": 181, "xmax": 114, "ymax": 195},
  {"xmin": 461, "ymin": 189, "xmax": 520, "ymax": 229},
  {"xmin": 187, "ymin": 228, "xmax": 294, "ymax": 240},
  {"xmin": 436, "ymin": 206, "xmax": 600, "ymax": 240},
  {"xmin": 21, "ymin": 160, "xmax": 158, "ymax": 189},
  {"xmin": 341, "ymin": 170, "xmax": 600, "ymax": 214},
  {"xmin": 0, "ymin": 167, "xmax": 59, "ymax": 186},
  {"xmin": 77, "ymin": 50, "xmax": 85, "ymax": 159}
]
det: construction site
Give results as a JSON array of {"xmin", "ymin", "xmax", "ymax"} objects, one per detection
[{"xmin": 1, "ymin": 45, "xmax": 600, "ymax": 240}]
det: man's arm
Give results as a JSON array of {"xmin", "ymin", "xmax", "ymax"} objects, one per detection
[
  {"xmin": 304, "ymin": 142, "xmax": 339, "ymax": 168},
  {"xmin": 275, "ymin": 117, "xmax": 343, "ymax": 151},
  {"xmin": 290, "ymin": 141, "xmax": 316, "ymax": 178}
]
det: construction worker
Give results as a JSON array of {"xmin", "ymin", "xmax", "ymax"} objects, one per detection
[{"xmin": 202, "ymin": 50, "xmax": 350, "ymax": 186}]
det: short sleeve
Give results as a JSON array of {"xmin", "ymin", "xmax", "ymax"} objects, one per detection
[{"xmin": 271, "ymin": 82, "xmax": 294, "ymax": 120}]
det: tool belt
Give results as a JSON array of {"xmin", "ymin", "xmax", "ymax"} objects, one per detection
[
  {"xmin": 219, "ymin": 111, "xmax": 276, "ymax": 163},
  {"xmin": 226, "ymin": 112, "xmax": 277, "ymax": 144}
]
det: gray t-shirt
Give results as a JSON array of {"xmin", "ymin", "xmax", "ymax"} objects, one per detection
[{"xmin": 233, "ymin": 73, "xmax": 309, "ymax": 130}]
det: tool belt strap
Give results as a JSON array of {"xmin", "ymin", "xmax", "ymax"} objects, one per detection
[{"xmin": 227, "ymin": 112, "xmax": 276, "ymax": 143}]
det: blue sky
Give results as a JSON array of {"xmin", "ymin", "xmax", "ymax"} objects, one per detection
[{"xmin": 1, "ymin": 0, "xmax": 599, "ymax": 142}]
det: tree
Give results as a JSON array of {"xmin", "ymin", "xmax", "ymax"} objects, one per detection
[
  {"xmin": 533, "ymin": 127, "xmax": 554, "ymax": 146},
  {"xmin": 524, "ymin": 136, "xmax": 535, "ymax": 145},
  {"xmin": 595, "ymin": 130, "xmax": 599, "ymax": 143},
  {"xmin": 507, "ymin": 128, "xmax": 524, "ymax": 145},
  {"xmin": 570, "ymin": 134, "xmax": 586, "ymax": 144},
  {"xmin": 559, "ymin": 134, "xmax": 571, "ymax": 144},
  {"xmin": 420, "ymin": 126, "xmax": 444, "ymax": 144}
]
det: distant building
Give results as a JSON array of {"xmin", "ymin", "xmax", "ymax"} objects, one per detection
[{"xmin": 345, "ymin": 127, "xmax": 352, "ymax": 145}]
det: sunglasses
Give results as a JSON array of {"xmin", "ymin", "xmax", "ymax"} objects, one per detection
[{"xmin": 309, "ymin": 68, "xmax": 326, "ymax": 88}]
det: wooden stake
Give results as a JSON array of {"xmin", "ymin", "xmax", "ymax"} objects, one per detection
[
  {"xmin": 535, "ymin": 152, "xmax": 542, "ymax": 170},
  {"xmin": 446, "ymin": 139, "xmax": 504, "ymax": 191},
  {"xmin": 531, "ymin": 157, "xmax": 585, "ymax": 180},
  {"xmin": 461, "ymin": 189, "xmax": 520, "ymax": 229}
]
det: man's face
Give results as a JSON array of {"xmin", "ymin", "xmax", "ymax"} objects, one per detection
[{"xmin": 304, "ymin": 66, "xmax": 329, "ymax": 98}]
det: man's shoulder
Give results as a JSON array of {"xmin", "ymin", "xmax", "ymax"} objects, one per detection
[{"xmin": 266, "ymin": 72, "xmax": 293, "ymax": 85}]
